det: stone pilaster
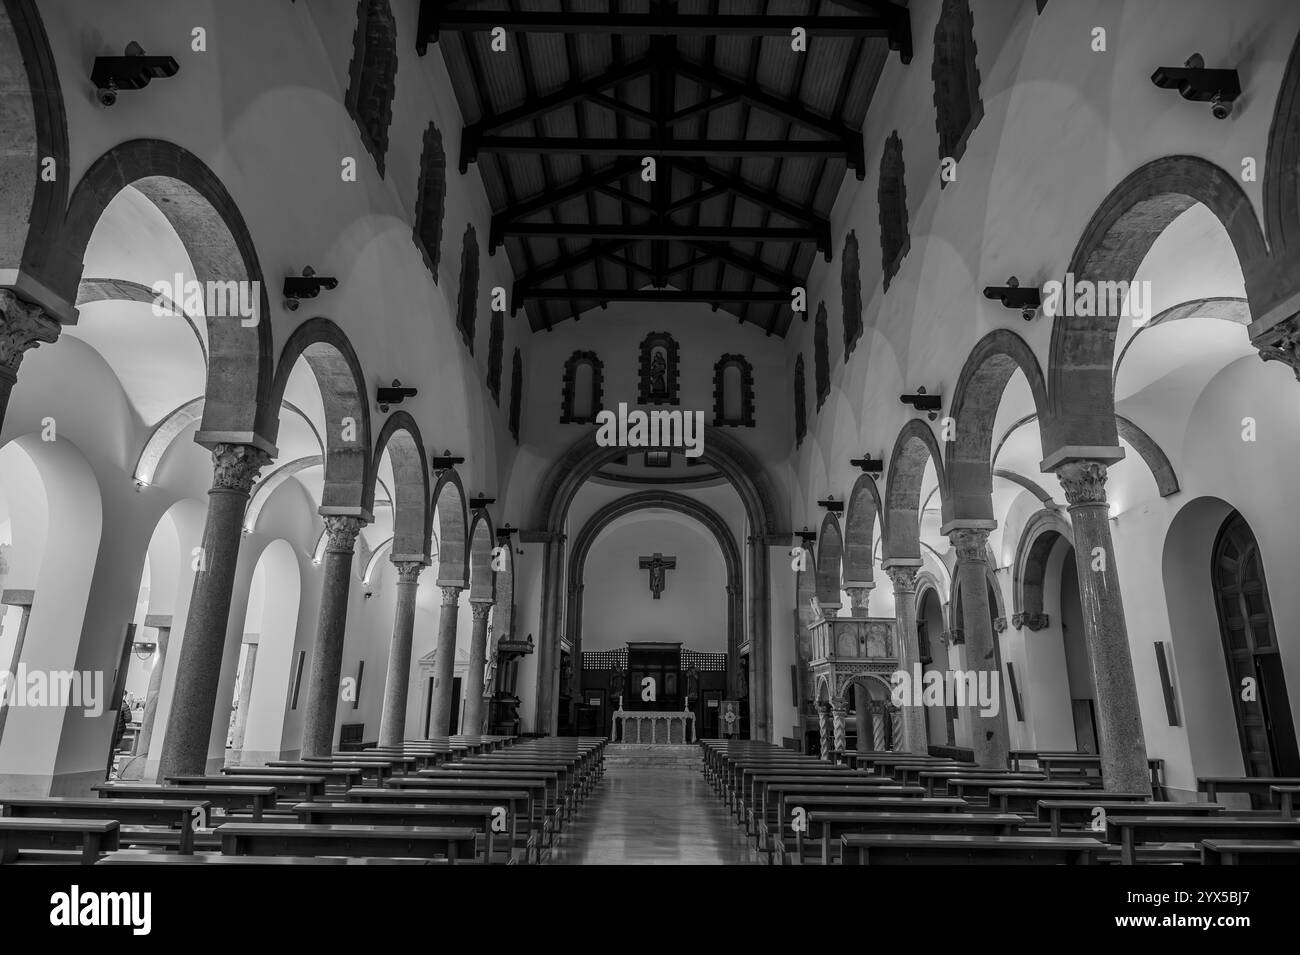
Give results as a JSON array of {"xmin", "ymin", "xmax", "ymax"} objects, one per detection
[
  {"xmin": 158, "ymin": 443, "xmax": 270, "ymax": 779},
  {"xmin": 948, "ymin": 528, "xmax": 1010, "ymax": 770},
  {"xmin": 427, "ymin": 585, "xmax": 464, "ymax": 738},
  {"xmin": 1055, "ymin": 460, "xmax": 1152, "ymax": 795},
  {"xmin": 885, "ymin": 563, "xmax": 929, "ymax": 754},
  {"xmin": 0, "ymin": 289, "xmax": 60, "ymax": 430},
  {"xmin": 462, "ymin": 600, "xmax": 494, "ymax": 736},
  {"xmin": 299, "ymin": 515, "xmax": 364, "ymax": 758},
  {"xmin": 378, "ymin": 560, "xmax": 426, "ymax": 747}
]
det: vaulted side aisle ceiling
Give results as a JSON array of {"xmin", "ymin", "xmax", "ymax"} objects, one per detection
[{"xmin": 420, "ymin": 0, "xmax": 911, "ymax": 333}]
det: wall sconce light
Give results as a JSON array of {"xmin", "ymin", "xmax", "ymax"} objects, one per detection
[
  {"xmin": 377, "ymin": 380, "xmax": 417, "ymax": 412},
  {"xmin": 849, "ymin": 454, "xmax": 884, "ymax": 475},
  {"xmin": 283, "ymin": 267, "xmax": 338, "ymax": 310},
  {"xmin": 1151, "ymin": 54, "xmax": 1240, "ymax": 120},
  {"xmin": 469, "ymin": 494, "xmax": 495, "ymax": 511},
  {"xmin": 796, "ymin": 526, "xmax": 817, "ymax": 546},
  {"xmin": 430, "ymin": 450, "xmax": 465, "ymax": 473},
  {"xmin": 982, "ymin": 276, "xmax": 1041, "ymax": 321},
  {"xmin": 817, "ymin": 495, "xmax": 843, "ymax": 514},
  {"xmin": 91, "ymin": 41, "xmax": 178, "ymax": 107},
  {"xmin": 900, "ymin": 387, "xmax": 942, "ymax": 420}
]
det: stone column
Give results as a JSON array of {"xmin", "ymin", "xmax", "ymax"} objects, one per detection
[
  {"xmin": 0, "ymin": 289, "xmax": 60, "ymax": 432},
  {"xmin": 299, "ymin": 515, "xmax": 363, "ymax": 758},
  {"xmin": 890, "ymin": 704, "xmax": 904, "ymax": 752},
  {"xmin": 1056, "ymin": 461, "xmax": 1152, "ymax": 795},
  {"xmin": 853, "ymin": 683, "xmax": 871, "ymax": 753},
  {"xmin": 135, "ymin": 623, "xmax": 171, "ymax": 756},
  {"xmin": 462, "ymin": 600, "xmax": 493, "ymax": 736},
  {"xmin": 831, "ymin": 701, "xmax": 847, "ymax": 755},
  {"xmin": 158, "ymin": 443, "xmax": 270, "ymax": 780},
  {"xmin": 817, "ymin": 702, "xmax": 832, "ymax": 760},
  {"xmin": 885, "ymin": 563, "xmax": 929, "ymax": 755},
  {"xmin": 948, "ymin": 529, "xmax": 1010, "ymax": 770},
  {"xmin": 378, "ymin": 560, "xmax": 425, "ymax": 747},
  {"xmin": 427, "ymin": 585, "xmax": 464, "ymax": 738},
  {"xmin": 229, "ymin": 638, "xmax": 259, "ymax": 753}
]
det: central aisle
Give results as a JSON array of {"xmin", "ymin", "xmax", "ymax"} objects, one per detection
[{"xmin": 546, "ymin": 761, "xmax": 761, "ymax": 865}]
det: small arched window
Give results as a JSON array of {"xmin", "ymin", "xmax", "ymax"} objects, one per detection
[
  {"xmin": 345, "ymin": 0, "xmax": 399, "ymax": 176},
  {"xmin": 878, "ymin": 132, "xmax": 910, "ymax": 294},
  {"xmin": 413, "ymin": 121, "xmax": 447, "ymax": 280},
  {"xmin": 561, "ymin": 350, "xmax": 604, "ymax": 424},
  {"xmin": 456, "ymin": 224, "xmax": 479, "ymax": 353},
  {"xmin": 712, "ymin": 354, "xmax": 755, "ymax": 427}
]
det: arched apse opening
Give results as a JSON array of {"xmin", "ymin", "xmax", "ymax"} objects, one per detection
[
  {"xmin": 530, "ymin": 427, "xmax": 785, "ymax": 739},
  {"xmin": 267, "ymin": 318, "xmax": 373, "ymax": 515},
  {"xmin": 815, "ymin": 513, "xmax": 844, "ymax": 612},
  {"xmin": 944, "ymin": 329, "xmax": 1049, "ymax": 527},
  {"xmin": 1, "ymin": 0, "xmax": 70, "ymax": 300},
  {"xmin": 57, "ymin": 140, "xmax": 275, "ymax": 439},
  {"xmin": 883, "ymin": 419, "xmax": 947, "ymax": 563},
  {"xmin": 1044, "ymin": 156, "xmax": 1268, "ymax": 460},
  {"xmin": 228, "ymin": 540, "xmax": 301, "ymax": 763},
  {"xmin": 0, "ymin": 434, "xmax": 102, "ymax": 790}
]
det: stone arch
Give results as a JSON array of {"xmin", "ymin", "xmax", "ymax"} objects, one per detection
[
  {"xmin": 530, "ymin": 427, "xmax": 785, "ymax": 738},
  {"xmin": 267, "ymin": 318, "xmax": 372, "ymax": 512},
  {"xmin": 567, "ymin": 491, "xmax": 744, "ymax": 690},
  {"xmin": 1012, "ymin": 507, "xmax": 1074, "ymax": 621},
  {"xmin": 878, "ymin": 134, "xmax": 910, "ymax": 294},
  {"xmin": 2, "ymin": 0, "xmax": 70, "ymax": 301},
  {"xmin": 344, "ymin": 0, "xmax": 399, "ymax": 176},
  {"xmin": 369, "ymin": 411, "xmax": 431, "ymax": 560},
  {"xmin": 57, "ymin": 139, "xmax": 275, "ymax": 437},
  {"xmin": 412, "ymin": 121, "xmax": 447, "ymax": 279},
  {"xmin": 1045, "ymin": 156, "xmax": 1269, "ymax": 459},
  {"xmin": 1112, "ymin": 297, "xmax": 1250, "ymax": 389},
  {"xmin": 430, "ymin": 468, "xmax": 469, "ymax": 587},
  {"xmin": 945, "ymin": 328, "xmax": 1050, "ymax": 525},
  {"xmin": 842, "ymin": 231, "xmax": 864, "ymax": 356},
  {"xmin": 844, "ymin": 473, "xmax": 884, "ymax": 587},
  {"xmin": 932, "ymin": 0, "xmax": 984, "ymax": 169},
  {"xmin": 1264, "ymin": 26, "xmax": 1300, "ymax": 254},
  {"xmin": 468, "ymin": 508, "xmax": 496, "ymax": 603},
  {"xmin": 813, "ymin": 301, "xmax": 830, "ymax": 411},
  {"xmin": 712, "ymin": 353, "xmax": 755, "ymax": 427},
  {"xmin": 883, "ymin": 418, "xmax": 948, "ymax": 562},
  {"xmin": 816, "ymin": 513, "xmax": 845, "ymax": 609},
  {"xmin": 838, "ymin": 672, "xmax": 894, "ymax": 707},
  {"xmin": 456, "ymin": 223, "xmax": 479, "ymax": 353}
]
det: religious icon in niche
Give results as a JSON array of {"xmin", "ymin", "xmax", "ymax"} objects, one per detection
[
  {"xmin": 637, "ymin": 332, "xmax": 679, "ymax": 405},
  {"xmin": 649, "ymin": 349, "xmax": 668, "ymax": 397},
  {"xmin": 638, "ymin": 552, "xmax": 676, "ymax": 599}
]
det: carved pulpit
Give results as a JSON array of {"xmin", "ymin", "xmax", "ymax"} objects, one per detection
[{"xmin": 807, "ymin": 602, "xmax": 898, "ymax": 756}]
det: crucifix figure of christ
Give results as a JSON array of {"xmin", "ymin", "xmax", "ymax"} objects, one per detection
[{"xmin": 638, "ymin": 552, "xmax": 677, "ymax": 599}]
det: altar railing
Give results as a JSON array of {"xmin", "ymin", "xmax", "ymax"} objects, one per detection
[{"xmin": 613, "ymin": 708, "xmax": 695, "ymax": 744}]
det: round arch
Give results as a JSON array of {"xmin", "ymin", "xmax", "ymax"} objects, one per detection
[
  {"xmin": 815, "ymin": 513, "xmax": 845, "ymax": 609},
  {"xmin": 844, "ymin": 473, "xmax": 884, "ymax": 587},
  {"xmin": 1044, "ymin": 156, "xmax": 1269, "ymax": 458},
  {"xmin": 430, "ymin": 468, "xmax": 469, "ymax": 587},
  {"xmin": 1012, "ymin": 507, "xmax": 1074, "ymax": 621},
  {"xmin": 369, "ymin": 411, "xmax": 430, "ymax": 560},
  {"xmin": 467, "ymin": 508, "xmax": 496, "ymax": 603},
  {"xmin": 883, "ymin": 418, "xmax": 948, "ymax": 562}
]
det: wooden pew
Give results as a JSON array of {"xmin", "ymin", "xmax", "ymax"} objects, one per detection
[
  {"xmin": 947, "ymin": 778, "xmax": 1092, "ymax": 804},
  {"xmin": 2, "ymin": 796, "xmax": 211, "ymax": 854},
  {"xmin": 749, "ymin": 774, "xmax": 911, "ymax": 839},
  {"xmin": 1107, "ymin": 815, "xmax": 1300, "ymax": 865},
  {"xmin": 917, "ymin": 770, "xmax": 1047, "ymax": 797},
  {"xmin": 216, "ymin": 822, "xmax": 479, "ymax": 862},
  {"xmin": 355, "ymin": 785, "xmax": 538, "ymax": 861},
  {"xmin": 1273, "ymin": 785, "xmax": 1300, "ymax": 819},
  {"xmin": 0, "ymin": 817, "xmax": 119, "ymax": 865},
  {"xmin": 805, "ymin": 811, "xmax": 1021, "ymax": 865},
  {"xmin": 763, "ymin": 783, "xmax": 926, "ymax": 853},
  {"xmin": 839, "ymin": 833, "xmax": 1099, "ymax": 865},
  {"xmin": 97, "ymin": 849, "xmax": 437, "ymax": 865},
  {"xmin": 223, "ymin": 765, "xmax": 365, "ymax": 790},
  {"xmin": 167, "ymin": 774, "xmax": 326, "ymax": 802},
  {"xmin": 95, "ymin": 783, "xmax": 277, "ymax": 821},
  {"xmin": 766, "ymin": 795, "xmax": 970, "ymax": 863},
  {"xmin": 292, "ymin": 802, "xmax": 502, "ymax": 861},
  {"xmin": 1198, "ymin": 776, "xmax": 1300, "ymax": 808},
  {"xmin": 414, "ymin": 768, "xmax": 563, "ymax": 833},
  {"xmin": 1201, "ymin": 839, "xmax": 1300, "ymax": 865},
  {"xmin": 990, "ymin": 788, "xmax": 1149, "ymax": 815},
  {"xmin": 1036, "ymin": 799, "xmax": 1224, "ymax": 837}
]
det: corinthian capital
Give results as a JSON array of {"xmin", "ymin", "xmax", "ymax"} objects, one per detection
[
  {"xmin": 441, "ymin": 585, "xmax": 463, "ymax": 607},
  {"xmin": 949, "ymin": 527, "xmax": 990, "ymax": 563},
  {"xmin": 393, "ymin": 560, "xmax": 425, "ymax": 585},
  {"xmin": 1256, "ymin": 313, "xmax": 1300, "ymax": 381},
  {"xmin": 322, "ymin": 515, "xmax": 363, "ymax": 553},
  {"xmin": 471, "ymin": 600, "xmax": 493, "ymax": 621},
  {"xmin": 0, "ymin": 289, "xmax": 61, "ymax": 377},
  {"xmin": 211, "ymin": 443, "xmax": 271, "ymax": 494},
  {"xmin": 1057, "ymin": 460, "xmax": 1109, "ymax": 507},
  {"xmin": 886, "ymin": 565, "xmax": 919, "ymax": 593}
]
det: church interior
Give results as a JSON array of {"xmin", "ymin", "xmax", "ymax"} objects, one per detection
[{"xmin": 3, "ymin": 0, "xmax": 1300, "ymax": 878}]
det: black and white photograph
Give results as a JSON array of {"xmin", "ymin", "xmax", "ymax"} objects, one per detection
[{"xmin": 0, "ymin": 0, "xmax": 1296, "ymax": 933}]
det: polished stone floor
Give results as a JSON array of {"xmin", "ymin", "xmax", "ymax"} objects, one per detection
[{"xmin": 545, "ymin": 763, "xmax": 761, "ymax": 865}]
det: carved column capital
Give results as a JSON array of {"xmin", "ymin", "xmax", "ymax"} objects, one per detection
[
  {"xmin": 0, "ymin": 289, "xmax": 60, "ymax": 379},
  {"xmin": 845, "ymin": 585, "xmax": 873, "ymax": 612},
  {"xmin": 1012, "ymin": 611, "xmax": 1050, "ymax": 631},
  {"xmin": 887, "ymin": 565, "xmax": 919, "ymax": 593},
  {"xmin": 1057, "ymin": 460, "xmax": 1109, "ymax": 507},
  {"xmin": 322, "ymin": 515, "xmax": 363, "ymax": 553},
  {"xmin": 392, "ymin": 560, "xmax": 425, "ymax": 585},
  {"xmin": 211, "ymin": 443, "xmax": 272, "ymax": 494},
  {"xmin": 1256, "ymin": 313, "xmax": 1300, "ymax": 381},
  {"xmin": 441, "ymin": 585, "xmax": 463, "ymax": 607},
  {"xmin": 993, "ymin": 615, "xmax": 1008, "ymax": 633},
  {"xmin": 949, "ymin": 527, "xmax": 990, "ymax": 563},
  {"xmin": 470, "ymin": 600, "xmax": 493, "ymax": 621}
]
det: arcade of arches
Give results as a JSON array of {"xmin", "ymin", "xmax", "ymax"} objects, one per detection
[{"xmin": 3, "ymin": 0, "xmax": 1300, "ymax": 866}]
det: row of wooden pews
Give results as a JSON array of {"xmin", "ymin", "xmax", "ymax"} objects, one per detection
[
  {"xmin": 0, "ymin": 735, "xmax": 607, "ymax": 865},
  {"xmin": 702, "ymin": 740, "xmax": 1300, "ymax": 865}
]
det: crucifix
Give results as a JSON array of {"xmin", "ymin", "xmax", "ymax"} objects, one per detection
[{"xmin": 638, "ymin": 553, "xmax": 677, "ymax": 599}]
